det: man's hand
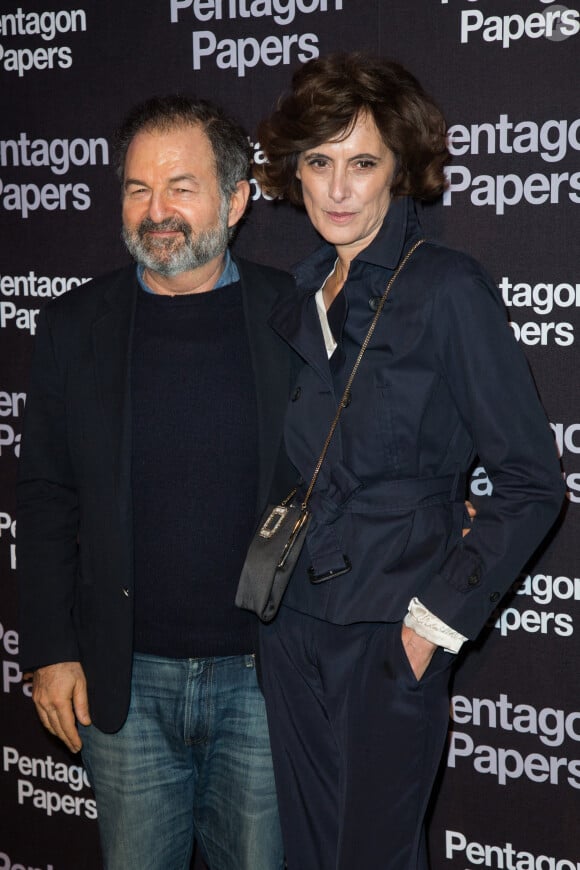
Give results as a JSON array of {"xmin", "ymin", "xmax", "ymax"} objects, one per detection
[
  {"xmin": 401, "ymin": 625, "xmax": 437, "ymax": 681},
  {"xmin": 32, "ymin": 661, "xmax": 91, "ymax": 753}
]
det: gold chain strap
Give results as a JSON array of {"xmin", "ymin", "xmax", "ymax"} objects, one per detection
[{"xmin": 301, "ymin": 238, "xmax": 426, "ymax": 510}]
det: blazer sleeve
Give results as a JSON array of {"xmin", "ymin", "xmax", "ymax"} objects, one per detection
[
  {"xmin": 417, "ymin": 255, "xmax": 565, "ymax": 640},
  {"xmin": 17, "ymin": 302, "xmax": 81, "ymax": 670}
]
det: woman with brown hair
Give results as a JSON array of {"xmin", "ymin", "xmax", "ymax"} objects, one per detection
[{"xmin": 253, "ymin": 53, "xmax": 563, "ymax": 869}]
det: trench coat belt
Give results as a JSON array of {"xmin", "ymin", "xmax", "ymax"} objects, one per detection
[{"xmin": 304, "ymin": 471, "xmax": 467, "ymax": 583}]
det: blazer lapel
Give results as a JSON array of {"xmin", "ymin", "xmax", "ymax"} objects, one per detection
[
  {"xmin": 237, "ymin": 259, "xmax": 295, "ymax": 514},
  {"xmin": 91, "ymin": 268, "xmax": 137, "ymax": 519}
]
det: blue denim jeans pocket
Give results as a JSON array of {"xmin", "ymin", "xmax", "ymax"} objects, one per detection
[{"xmin": 80, "ymin": 652, "xmax": 283, "ymax": 870}]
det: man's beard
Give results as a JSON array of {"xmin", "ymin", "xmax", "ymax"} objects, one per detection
[{"xmin": 122, "ymin": 207, "xmax": 230, "ymax": 277}]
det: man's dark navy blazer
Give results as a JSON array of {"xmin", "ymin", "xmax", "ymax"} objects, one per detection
[{"xmin": 17, "ymin": 257, "xmax": 296, "ymax": 733}]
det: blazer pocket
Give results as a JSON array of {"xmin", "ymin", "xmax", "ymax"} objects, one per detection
[{"xmin": 73, "ymin": 571, "xmax": 97, "ymax": 650}]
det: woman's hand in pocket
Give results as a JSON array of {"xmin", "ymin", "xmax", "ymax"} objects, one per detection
[{"xmin": 401, "ymin": 625, "xmax": 437, "ymax": 681}]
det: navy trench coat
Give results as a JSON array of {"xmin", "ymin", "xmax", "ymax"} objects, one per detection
[{"xmin": 270, "ymin": 196, "xmax": 564, "ymax": 640}]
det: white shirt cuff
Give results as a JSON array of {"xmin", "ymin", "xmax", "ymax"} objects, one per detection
[{"xmin": 403, "ymin": 597, "xmax": 468, "ymax": 654}]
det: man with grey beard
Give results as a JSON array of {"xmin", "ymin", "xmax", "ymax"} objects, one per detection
[{"xmin": 17, "ymin": 96, "xmax": 295, "ymax": 870}]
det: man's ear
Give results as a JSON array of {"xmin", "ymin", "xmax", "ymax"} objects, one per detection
[{"xmin": 227, "ymin": 180, "xmax": 251, "ymax": 228}]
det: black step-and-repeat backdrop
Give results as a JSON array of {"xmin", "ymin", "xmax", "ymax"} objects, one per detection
[{"xmin": 1, "ymin": 1, "xmax": 578, "ymax": 868}]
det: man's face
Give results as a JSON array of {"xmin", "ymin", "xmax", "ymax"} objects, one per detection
[{"xmin": 121, "ymin": 124, "xmax": 232, "ymax": 277}]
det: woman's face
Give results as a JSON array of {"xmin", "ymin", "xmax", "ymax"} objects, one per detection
[{"xmin": 296, "ymin": 111, "xmax": 397, "ymax": 263}]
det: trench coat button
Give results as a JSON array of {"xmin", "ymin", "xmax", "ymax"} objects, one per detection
[
  {"xmin": 489, "ymin": 591, "xmax": 500, "ymax": 602},
  {"xmin": 467, "ymin": 573, "xmax": 480, "ymax": 586},
  {"xmin": 122, "ymin": 587, "xmax": 129, "ymax": 597},
  {"xmin": 291, "ymin": 387, "xmax": 301, "ymax": 401},
  {"xmin": 368, "ymin": 296, "xmax": 381, "ymax": 311}
]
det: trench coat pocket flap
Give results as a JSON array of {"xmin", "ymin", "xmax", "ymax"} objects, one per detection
[{"xmin": 363, "ymin": 510, "xmax": 416, "ymax": 573}]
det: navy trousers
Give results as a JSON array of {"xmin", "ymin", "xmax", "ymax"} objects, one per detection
[{"xmin": 260, "ymin": 606, "xmax": 454, "ymax": 870}]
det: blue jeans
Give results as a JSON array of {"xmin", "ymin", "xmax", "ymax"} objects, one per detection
[{"xmin": 80, "ymin": 652, "xmax": 284, "ymax": 870}]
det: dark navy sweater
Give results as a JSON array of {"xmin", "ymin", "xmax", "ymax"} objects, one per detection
[{"xmin": 131, "ymin": 281, "xmax": 259, "ymax": 657}]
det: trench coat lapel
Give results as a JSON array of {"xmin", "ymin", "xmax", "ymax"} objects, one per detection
[{"xmin": 269, "ymin": 290, "xmax": 333, "ymax": 389}]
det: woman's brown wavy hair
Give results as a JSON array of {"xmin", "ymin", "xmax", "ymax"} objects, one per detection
[{"xmin": 255, "ymin": 53, "xmax": 450, "ymax": 205}]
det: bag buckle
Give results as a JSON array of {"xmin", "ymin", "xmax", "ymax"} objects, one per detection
[{"xmin": 259, "ymin": 505, "xmax": 289, "ymax": 539}]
